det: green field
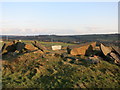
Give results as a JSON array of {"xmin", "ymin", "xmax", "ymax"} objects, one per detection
[
  {"xmin": 2, "ymin": 40, "xmax": 74, "ymax": 47},
  {"xmin": 1, "ymin": 40, "xmax": 120, "ymax": 88}
]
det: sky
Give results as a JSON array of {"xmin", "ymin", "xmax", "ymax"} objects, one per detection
[{"xmin": 0, "ymin": 2, "xmax": 118, "ymax": 35}]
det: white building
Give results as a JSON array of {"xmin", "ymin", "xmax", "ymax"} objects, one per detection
[{"xmin": 52, "ymin": 45, "xmax": 62, "ymax": 50}]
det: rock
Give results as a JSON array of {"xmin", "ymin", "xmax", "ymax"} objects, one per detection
[
  {"xmin": 16, "ymin": 42, "xmax": 26, "ymax": 52},
  {"xmin": 16, "ymin": 42, "xmax": 38, "ymax": 52},
  {"xmin": 100, "ymin": 44, "xmax": 112, "ymax": 56},
  {"xmin": 70, "ymin": 45, "xmax": 93, "ymax": 56},
  {"xmin": 1, "ymin": 43, "xmax": 6, "ymax": 52},
  {"xmin": 2, "ymin": 41, "xmax": 44, "ymax": 55},
  {"xmin": 24, "ymin": 44, "xmax": 38, "ymax": 51},
  {"xmin": 32, "ymin": 41, "xmax": 47, "ymax": 52},
  {"xmin": 6, "ymin": 44, "xmax": 16, "ymax": 52},
  {"xmin": 111, "ymin": 46, "xmax": 120, "ymax": 55},
  {"xmin": 4, "ymin": 42, "xmax": 16, "ymax": 53},
  {"xmin": 95, "ymin": 46, "xmax": 100, "ymax": 50},
  {"xmin": 12, "ymin": 40, "xmax": 18, "ymax": 44},
  {"xmin": 66, "ymin": 58, "xmax": 73, "ymax": 62},
  {"xmin": 33, "ymin": 50, "xmax": 44, "ymax": 54},
  {"xmin": 110, "ymin": 52, "xmax": 120, "ymax": 65},
  {"xmin": 66, "ymin": 46, "xmax": 71, "ymax": 54},
  {"xmin": 1, "ymin": 41, "xmax": 21, "ymax": 54},
  {"xmin": 70, "ymin": 42, "xmax": 96, "ymax": 56},
  {"xmin": 85, "ymin": 45, "xmax": 94, "ymax": 56},
  {"xmin": 90, "ymin": 42, "xmax": 97, "ymax": 49},
  {"xmin": 100, "ymin": 44, "xmax": 120, "ymax": 65}
]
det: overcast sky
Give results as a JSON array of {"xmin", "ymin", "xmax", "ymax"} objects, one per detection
[{"xmin": 0, "ymin": 2, "xmax": 118, "ymax": 35}]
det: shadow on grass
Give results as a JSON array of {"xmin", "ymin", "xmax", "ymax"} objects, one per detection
[{"xmin": 2, "ymin": 50, "xmax": 41, "ymax": 61}]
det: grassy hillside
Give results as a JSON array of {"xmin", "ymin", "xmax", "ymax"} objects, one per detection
[{"xmin": 1, "ymin": 41, "xmax": 120, "ymax": 88}]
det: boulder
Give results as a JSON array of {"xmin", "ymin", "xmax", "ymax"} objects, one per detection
[
  {"xmin": 2, "ymin": 42, "xmax": 16, "ymax": 54},
  {"xmin": 1, "ymin": 43, "xmax": 7, "ymax": 52},
  {"xmin": 6, "ymin": 44, "xmax": 16, "ymax": 52},
  {"xmin": 66, "ymin": 58, "xmax": 73, "ymax": 62},
  {"xmin": 16, "ymin": 42, "xmax": 26, "ymax": 52},
  {"xmin": 70, "ymin": 45, "xmax": 93, "ymax": 56},
  {"xmin": 24, "ymin": 44, "xmax": 38, "ymax": 51},
  {"xmin": 69, "ymin": 42, "xmax": 96, "ymax": 56},
  {"xmin": 100, "ymin": 44, "xmax": 112, "ymax": 56},
  {"xmin": 111, "ymin": 46, "xmax": 120, "ymax": 55},
  {"xmin": 66, "ymin": 46, "xmax": 71, "ymax": 54},
  {"xmin": 110, "ymin": 52, "xmax": 120, "ymax": 65},
  {"xmin": 90, "ymin": 42, "xmax": 97, "ymax": 50},
  {"xmin": 12, "ymin": 40, "xmax": 18, "ymax": 44},
  {"xmin": 100, "ymin": 43, "xmax": 120, "ymax": 65},
  {"xmin": 32, "ymin": 41, "xmax": 47, "ymax": 52}
]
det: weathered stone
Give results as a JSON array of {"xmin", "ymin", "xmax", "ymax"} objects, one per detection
[
  {"xmin": 67, "ymin": 46, "xmax": 71, "ymax": 54},
  {"xmin": 111, "ymin": 46, "xmax": 120, "ymax": 55},
  {"xmin": 85, "ymin": 45, "xmax": 93, "ymax": 56},
  {"xmin": 16, "ymin": 42, "xmax": 26, "ymax": 52},
  {"xmin": 2, "ymin": 41, "xmax": 38, "ymax": 54},
  {"xmin": 12, "ymin": 40, "xmax": 17, "ymax": 44},
  {"xmin": 90, "ymin": 42, "xmax": 97, "ymax": 50},
  {"xmin": 7, "ymin": 52, "xmax": 17, "ymax": 56},
  {"xmin": 32, "ymin": 41, "xmax": 47, "ymax": 52},
  {"xmin": 69, "ymin": 42, "xmax": 96, "ymax": 56},
  {"xmin": 33, "ymin": 50, "xmax": 44, "ymax": 54},
  {"xmin": 66, "ymin": 58, "xmax": 73, "ymax": 62},
  {"xmin": 1, "ymin": 43, "xmax": 6, "ymax": 52},
  {"xmin": 100, "ymin": 44, "xmax": 120, "ymax": 65},
  {"xmin": 100, "ymin": 44, "xmax": 112, "ymax": 56},
  {"xmin": 95, "ymin": 46, "xmax": 100, "ymax": 50},
  {"xmin": 24, "ymin": 44, "xmax": 38, "ymax": 51},
  {"xmin": 2, "ymin": 41, "xmax": 19, "ymax": 54},
  {"xmin": 110, "ymin": 52, "xmax": 120, "ymax": 65},
  {"xmin": 70, "ymin": 45, "xmax": 93, "ymax": 56},
  {"xmin": 5, "ymin": 42, "xmax": 16, "ymax": 53}
]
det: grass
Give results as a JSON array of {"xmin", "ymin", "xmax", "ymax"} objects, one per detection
[{"xmin": 1, "ymin": 40, "xmax": 120, "ymax": 88}]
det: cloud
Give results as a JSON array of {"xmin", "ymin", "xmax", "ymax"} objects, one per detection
[
  {"xmin": 1, "ymin": 27, "xmax": 79, "ymax": 35},
  {"xmin": 83, "ymin": 26, "xmax": 118, "ymax": 34},
  {"xmin": 0, "ymin": 26, "xmax": 118, "ymax": 35}
]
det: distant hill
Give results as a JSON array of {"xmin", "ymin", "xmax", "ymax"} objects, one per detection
[{"xmin": 1, "ymin": 34, "xmax": 120, "ymax": 46}]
